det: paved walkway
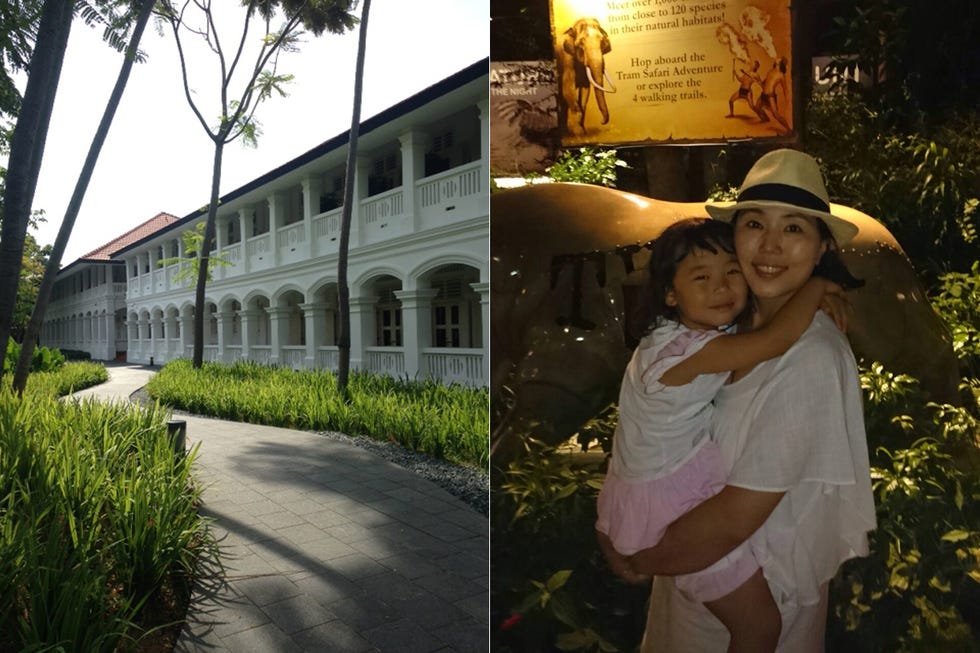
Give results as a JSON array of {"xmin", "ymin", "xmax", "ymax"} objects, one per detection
[{"xmin": 70, "ymin": 363, "xmax": 488, "ymax": 653}]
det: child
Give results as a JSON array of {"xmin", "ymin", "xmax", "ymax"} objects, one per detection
[{"xmin": 596, "ymin": 218, "xmax": 843, "ymax": 653}]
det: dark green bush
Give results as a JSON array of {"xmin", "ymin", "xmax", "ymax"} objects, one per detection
[{"xmin": 3, "ymin": 338, "xmax": 65, "ymax": 375}]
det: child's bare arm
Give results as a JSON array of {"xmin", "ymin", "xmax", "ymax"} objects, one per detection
[{"xmin": 660, "ymin": 277, "xmax": 840, "ymax": 386}]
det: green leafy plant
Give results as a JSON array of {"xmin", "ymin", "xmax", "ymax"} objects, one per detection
[
  {"xmin": 491, "ymin": 438, "xmax": 648, "ymax": 652},
  {"xmin": 146, "ymin": 359, "xmax": 489, "ymax": 468},
  {"xmin": 546, "ymin": 147, "xmax": 628, "ymax": 188},
  {"xmin": 0, "ymin": 366, "xmax": 214, "ymax": 652}
]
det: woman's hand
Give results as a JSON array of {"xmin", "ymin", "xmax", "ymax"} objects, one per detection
[{"xmin": 597, "ymin": 529, "xmax": 651, "ymax": 585}]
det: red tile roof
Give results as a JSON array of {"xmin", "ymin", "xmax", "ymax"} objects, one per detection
[{"xmin": 77, "ymin": 212, "xmax": 180, "ymax": 261}]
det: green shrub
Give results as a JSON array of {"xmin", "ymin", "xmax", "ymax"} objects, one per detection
[
  {"xmin": 491, "ymin": 439, "xmax": 648, "ymax": 652},
  {"xmin": 3, "ymin": 338, "xmax": 65, "ymax": 375},
  {"xmin": 0, "ymin": 377, "xmax": 213, "ymax": 651},
  {"xmin": 546, "ymin": 147, "xmax": 628, "ymax": 188},
  {"xmin": 145, "ymin": 359, "xmax": 489, "ymax": 468}
]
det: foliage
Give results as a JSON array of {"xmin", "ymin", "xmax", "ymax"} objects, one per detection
[
  {"xmin": 491, "ymin": 438, "xmax": 649, "ymax": 652},
  {"xmin": 930, "ymin": 261, "xmax": 980, "ymax": 379},
  {"xmin": 829, "ymin": 364, "xmax": 980, "ymax": 652},
  {"xmin": 0, "ymin": 364, "xmax": 212, "ymax": 651},
  {"xmin": 3, "ymin": 337, "xmax": 63, "ymax": 375},
  {"xmin": 157, "ymin": 221, "xmax": 230, "ymax": 284},
  {"xmin": 7, "ymin": 218, "xmax": 51, "ymax": 343},
  {"xmin": 546, "ymin": 147, "xmax": 628, "ymax": 188},
  {"xmin": 145, "ymin": 359, "xmax": 489, "ymax": 468},
  {"xmin": 806, "ymin": 91, "xmax": 980, "ymax": 280}
]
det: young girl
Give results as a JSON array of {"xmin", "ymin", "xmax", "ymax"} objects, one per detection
[{"xmin": 596, "ymin": 218, "xmax": 843, "ymax": 653}]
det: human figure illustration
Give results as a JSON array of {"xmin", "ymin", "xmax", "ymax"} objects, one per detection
[
  {"xmin": 753, "ymin": 57, "xmax": 790, "ymax": 131},
  {"xmin": 728, "ymin": 60, "xmax": 760, "ymax": 117}
]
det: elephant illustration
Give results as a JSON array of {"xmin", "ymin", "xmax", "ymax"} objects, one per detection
[
  {"xmin": 556, "ymin": 17, "xmax": 617, "ymax": 136},
  {"xmin": 491, "ymin": 182, "xmax": 959, "ymax": 462}
]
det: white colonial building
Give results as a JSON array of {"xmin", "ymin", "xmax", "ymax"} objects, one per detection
[{"xmin": 42, "ymin": 60, "xmax": 489, "ymax": 387}]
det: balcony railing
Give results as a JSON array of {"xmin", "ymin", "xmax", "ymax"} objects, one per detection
[
  {"xmin": 364, "ymin": 347, "xmax": 405, "ymax": 377},
  {"xmin": 422, "ymin": 348, "xmax": 483, "ymax": 386}
]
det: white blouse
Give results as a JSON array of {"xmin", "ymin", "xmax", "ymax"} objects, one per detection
[{"xmin": 640, "ymin": 312, "xmax": 877, "ymax": 651}]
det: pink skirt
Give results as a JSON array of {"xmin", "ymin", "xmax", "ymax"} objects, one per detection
[{"xmin": 596, "ymin": 441, "xmax": 760, "ymax": 602}]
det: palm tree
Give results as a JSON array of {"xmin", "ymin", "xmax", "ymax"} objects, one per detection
[
  {"xmin": 0, "ymin": 0, "xmax": 72, "ymax": 382},
  {"xmin": 335, "ymin": 0, "xmax": 370, "ymax": 400},
  {"xmin": 13, "ymin": 0, "xmax": 155, "ymax": 394},
  {"xmin": 157, "ymin": 0, "xmax": 357, "ymax": 369}
]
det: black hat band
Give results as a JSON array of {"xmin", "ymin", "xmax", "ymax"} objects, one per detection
[{"xmin": 737, "ymin": 183, "xmax": 830, "ymax": 213}]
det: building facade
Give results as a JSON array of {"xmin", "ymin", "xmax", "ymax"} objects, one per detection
[{"xmin": 42, "ymin": 60, "xmax": 489, "ymax": 387}]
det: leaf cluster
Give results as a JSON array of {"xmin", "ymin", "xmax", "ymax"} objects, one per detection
[{"xmin": 545, "ymin": 147, "xmax": 629, "ymax": 188}]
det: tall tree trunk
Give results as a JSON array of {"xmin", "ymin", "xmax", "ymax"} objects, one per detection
[
  {"xmin": 336, "ymin": 0, "xmax": 370, "ymax": 400},
  {"xmin": 192, "ymin": 139, "xmax": 225, "ymax": 368},
  {"xmin": 13, "ymin": 0, "xmax": 155, "ymax": 395},
  {"xmin": 0, "ymin": 0, "xmax": 72, "ymax": 380}
]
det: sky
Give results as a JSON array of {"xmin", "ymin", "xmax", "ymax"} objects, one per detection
[{"xmin": 17, "ymin": 1, "xmax": 488, "ymax": 263}]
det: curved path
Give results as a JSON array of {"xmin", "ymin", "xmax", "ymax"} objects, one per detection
[{"xmin": 70, "ymin": 363, "xmax": 488, "ymax": 653}]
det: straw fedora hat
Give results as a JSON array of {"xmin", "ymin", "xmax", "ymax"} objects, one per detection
[{"xmin": 705, "ymin": 149, "xmax": 859, "ymax": 245}]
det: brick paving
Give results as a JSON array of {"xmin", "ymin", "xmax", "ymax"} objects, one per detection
[{"xmin": 70, "ymin": 364, "xmax": 488, "ymax": 652}]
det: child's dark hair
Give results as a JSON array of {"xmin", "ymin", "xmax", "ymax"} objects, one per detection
[{"xmin": 635, "ymin": 218, "xmax": 743, "ymax": 332}]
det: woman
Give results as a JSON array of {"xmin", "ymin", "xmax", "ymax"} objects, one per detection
[{"xmin": 618, "ymin": 149, "xmax": 877, "ymax": 651}]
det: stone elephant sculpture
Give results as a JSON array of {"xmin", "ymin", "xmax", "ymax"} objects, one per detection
[
  {"xmin": 490, "ymin": 182, "xmax": 959, "ymax": 461},
  {"xmin": 556, "ymin": 17, "xmax": 616, "ymax": 136}
]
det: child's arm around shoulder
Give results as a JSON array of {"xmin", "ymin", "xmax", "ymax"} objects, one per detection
[{"xmin": 659, "ymin": 277, "xmax": 840, "ymax": 386}]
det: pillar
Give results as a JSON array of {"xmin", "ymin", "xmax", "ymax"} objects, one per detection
[
  {"xmin": 300, "ymin": 301, "xmax": 327, "ymax": 368},
  {"xmin": 266, "ymin": 306, "xmax": 291, "ymax": 366},
  {"xmin": 395, "ymin": 288, "xmax": 439, "ymax": 381},
  {"xmin": 349, "ymin": 296, "xmax": 376, "ymax": 372},
  {"xmin": 471, "ymin": 281, "xmax": 490, "ymax": 386},
  {"xmin": 399, "ymin": 130, "xmax": 425, "ymax": 228}
]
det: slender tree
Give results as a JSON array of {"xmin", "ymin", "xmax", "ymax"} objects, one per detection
[
  {"xmin": 0, "ymin": 0, "xmax": 73, "ymax": 382},
  {"xmin": 158, "ymin": 0, "xmax": 356, "ymax": 368},
  {"xmin": 13, "ymin": 0, "xmax": 155, "ymax": 394},
  {"xmin": 335, "ymin": 0, "xmax": 368, "ymax": 399}
]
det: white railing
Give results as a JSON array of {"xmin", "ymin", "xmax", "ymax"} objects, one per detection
[
  {"xmin": 422, "ymin": 348, "xmax": 484, "ymax": 386},
  {"xmin": 204, "ymin": 345, "xmax": 220, "ymax": 362},
  {"xmin": 276, "ymin": 222, "xmax": 306, "ymax": 249},
  {"xmin": 246, "ymin": 233, "xmax": 271, "ymax": 258},
  {"xmin": 225, "ymin": 346, "xmax": 243, "ymax": 363},
  {"xmin": 313, "ymin": 210, "xmax": 342, "ymax": 241},
  {"xmin": 316, "ymin": 346, "xmax": 339, "ymax": 370},
  {"xmin": 251, "ymin": 345, "xmax": 271, "ymax": 365},
  {"xmin": 418, "ymin": 161, "xmax": 482, "ymax": 208},
  {"xmin": 364, "ymin": 347, "xmax": 405, "ymax": 377},
  {"xmin": 362, "ymin": 188, "xmax": 404, "ymax": 225},
  {"xmin": 280, "ymin": 346, "xmax": 306, "ymax": 369}
]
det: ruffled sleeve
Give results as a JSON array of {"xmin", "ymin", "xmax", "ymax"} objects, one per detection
[{"xmin": 637, "ymin": 325, "xmax": 724, "ymax": 393}]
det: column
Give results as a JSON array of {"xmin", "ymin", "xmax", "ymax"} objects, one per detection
[
  {"xmin": 395, "ymin": 288, "xmax": 439, "ymax": 381},
  {"xmin": 300, "ymin": 302, "xmax": 327, "ymax": 369},
  {"xmin": 268, "ymin": 193, "xmax": 284, "ymax": 267},
  {"xmin": 351, "ymin": 155, "xmax": 371, "ymax": 248},
  {"xmin": 239, "ymin": 309, "xmax": 261, "ymax": 362},
  {"xmin": 149, "ymin": 312, "xmax": 163, "ymax": 362},
  {"xmin": 399, "ymin": 130, "xmax": 426, "ymax": 229},
  {"xmin": 302, "ymin": 176, "xmax": 320, "ymax": 257},
  {"xmin": 349, "ymin": 296, "xmax": 376, "ymax": 373},
  {"xmin": 477, "ymin": 98, "xmax": 490, "ymax": 186},
  {"xmin": 470, "ymin": 281, "xmax": 490, "ymax": 386},
  {"xmin": 164, "ymin": 311, "xmax": 178, "ymax": 360},
  {"xmin": 266, "ymin": 307, "xmax": 291, "ymax": 367},
  {"xmin": 180, "ymin": 312, "xmax": 194, "ymax": 360},
  {"xmin": 238, "ymin": 209, "xmax": 252, "ymax": 274},
  {"xmin": 216, "ymin": 310, "xmax": 235, "ymax": 364}
]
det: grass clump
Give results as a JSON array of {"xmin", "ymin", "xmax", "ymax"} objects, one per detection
[
  {"xmin": 146, "ymin": 359, "xmax": 489, "ymax": 468},
  {"xmin": 0, "ymin": 365, "xmax": 213, "ymax": 652}
]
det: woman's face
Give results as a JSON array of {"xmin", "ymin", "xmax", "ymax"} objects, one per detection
[{"xmin": 733, "ymin": 207, "xmax": 828, "ymax": 309}]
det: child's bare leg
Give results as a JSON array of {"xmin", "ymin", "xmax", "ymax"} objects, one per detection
[{"xmin": 704, "ymin": 568, "xmax": 780, "ymax": 653}]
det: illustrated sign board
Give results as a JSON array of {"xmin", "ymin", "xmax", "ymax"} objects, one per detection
[
  {"xmin": 549, "ymin": 0, "xmax": 795, "ymax": 146},
  {"xmin": 490, "ymin": 60, "xmax": 560, "ymax": 176}
]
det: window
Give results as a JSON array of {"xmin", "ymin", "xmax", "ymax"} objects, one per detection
[
  {"xmin": 434, "ymin": 305, "xmax": 461, "ymax": 347},
  {"xmin": 375, "ymin": 285, "xmax": 402, "ymax": 346},
  {"xmin": 368, "ymin": 152, "xmax": 401, "ymax": 195}
]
